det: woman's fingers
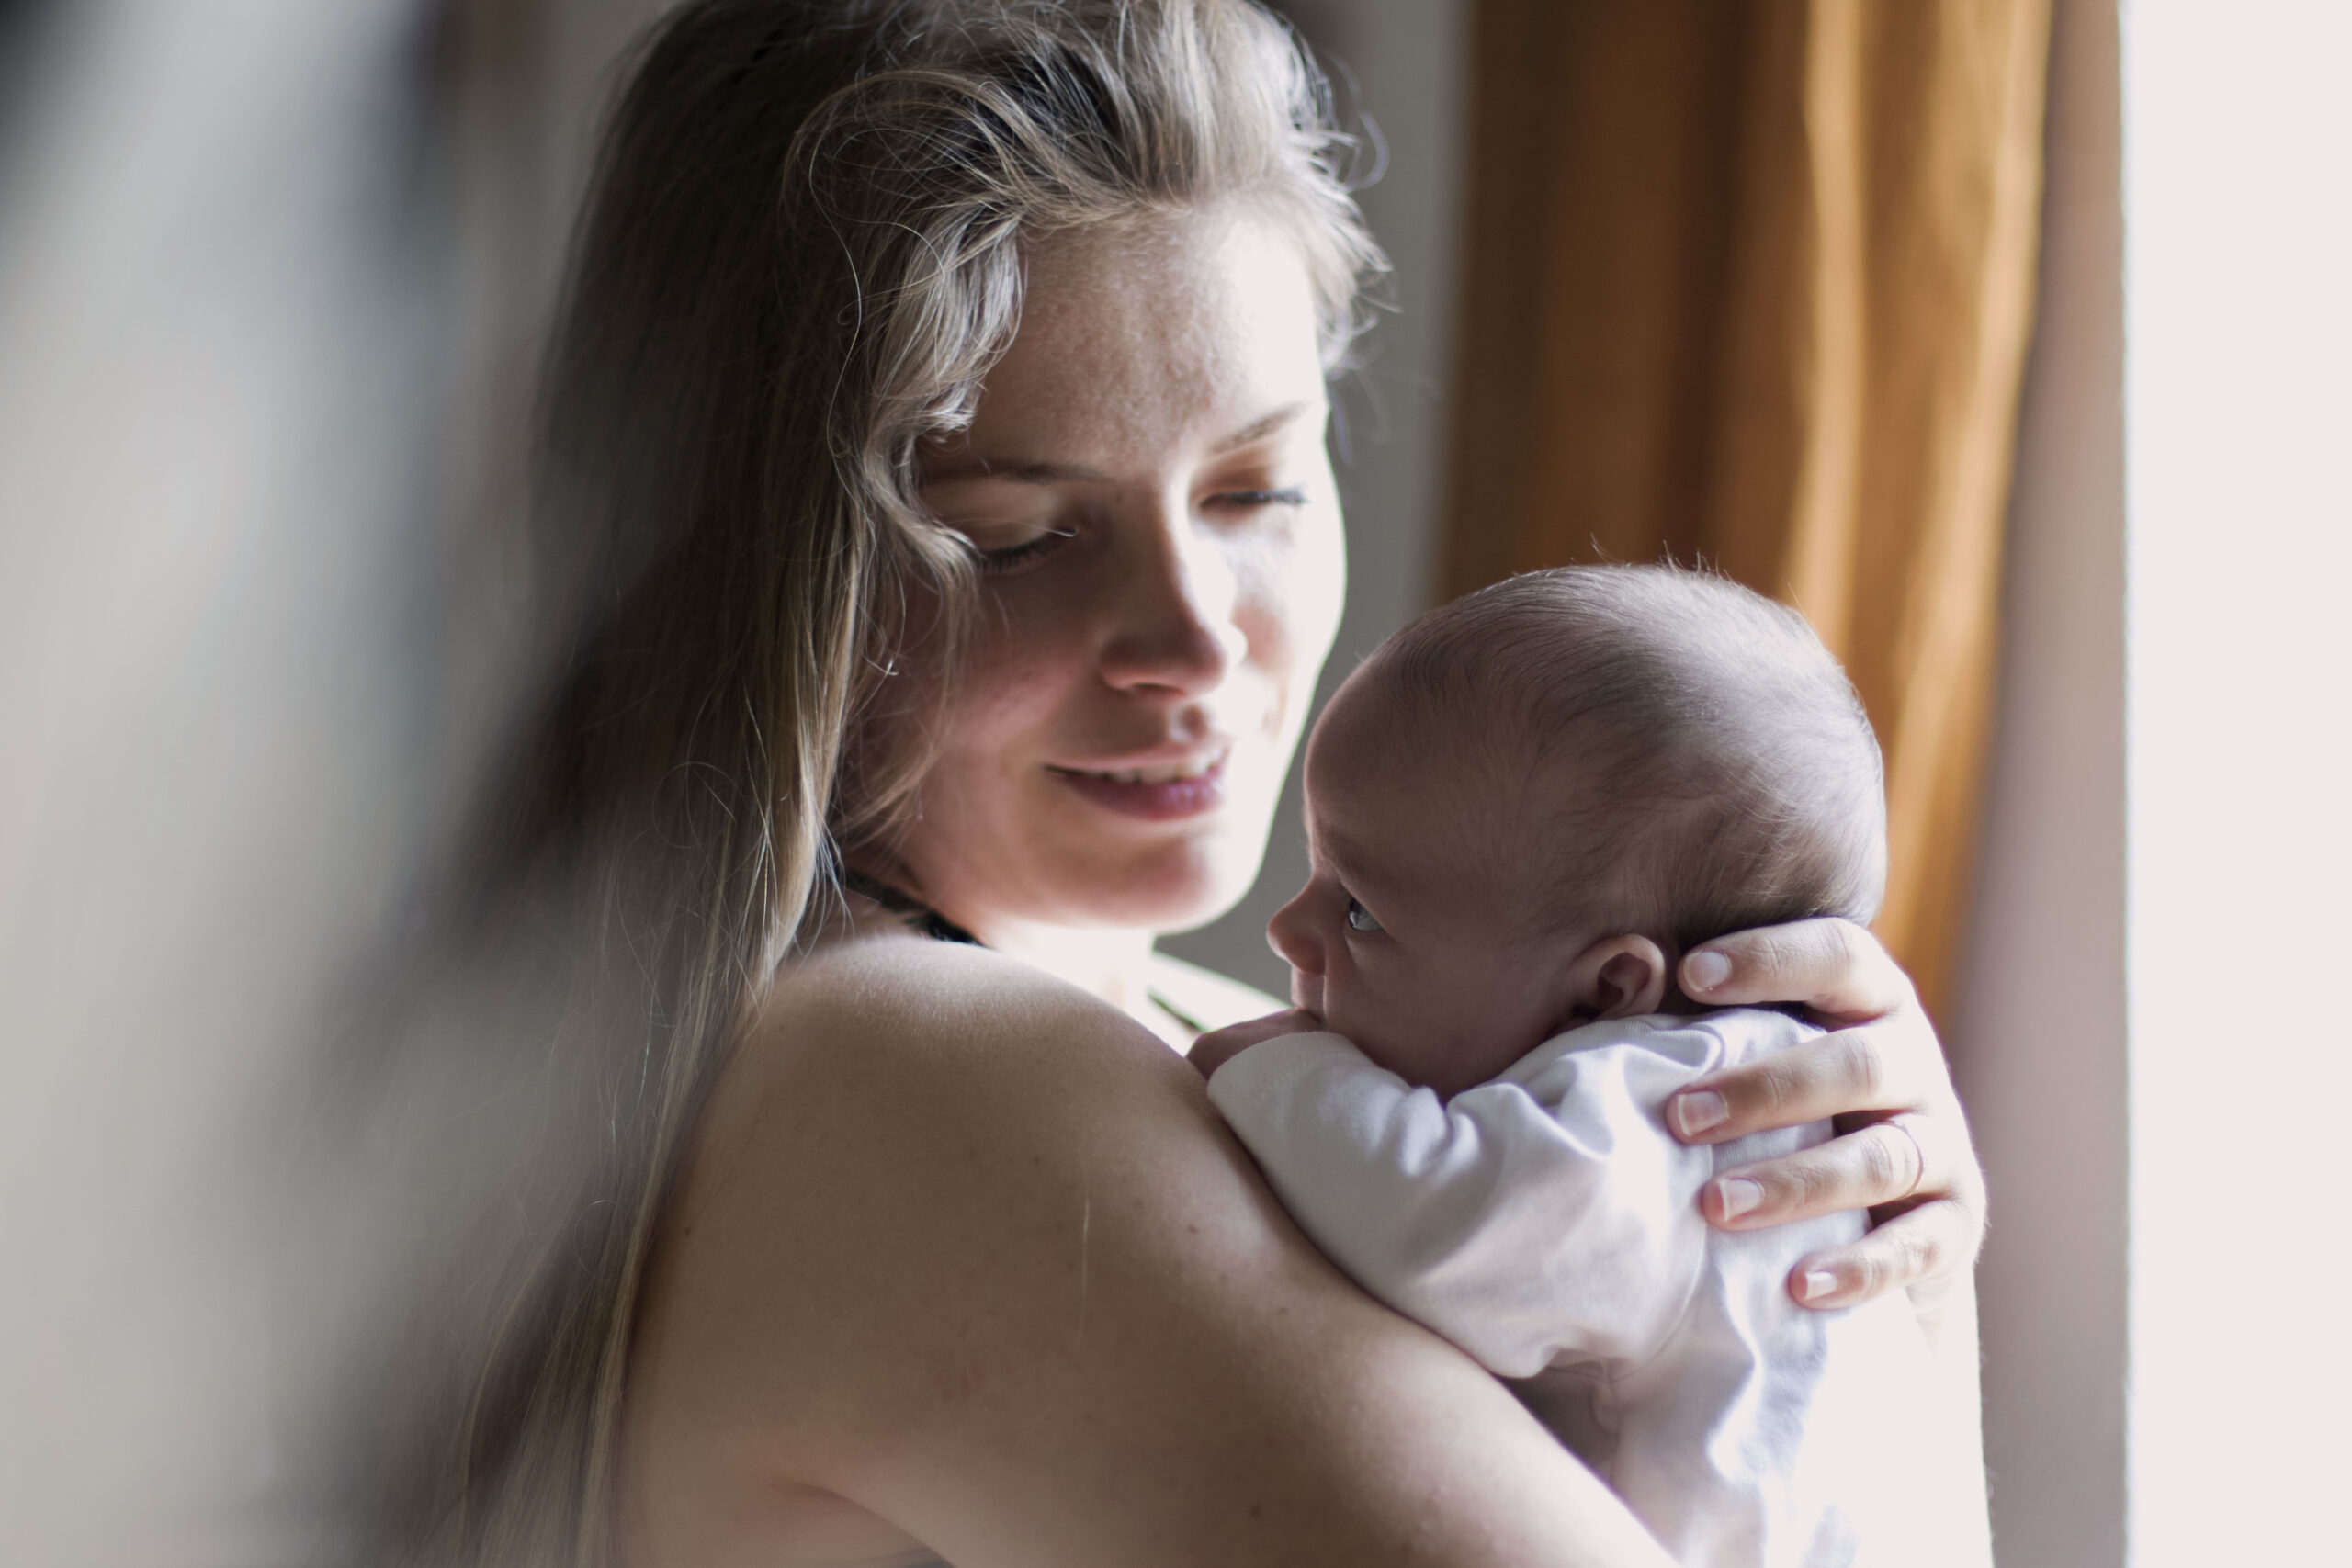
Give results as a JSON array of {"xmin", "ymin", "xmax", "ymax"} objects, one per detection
[
  {"xmin": 1780, "ymin": 1195, "xmax": 1981, "ymax": 1313},
  {"xmin": 1698, "ymin": 1108, "xmax": 1987, "ymax": 1314},
  {"xmin": 1667, "ymin": 1021, "xmax": 1943, "ymax": 1147},
  {"xmin": 1679, "ymin": 916, "xmax": 1913, "ymax": 1024},
  {"xmin": 1699, "ymin": 1111, "xmax": 1961, "ymax": 1228},
  {"xmin": 1664, "ymin": 915, "xmax": 1988, "ymax": 1314}
]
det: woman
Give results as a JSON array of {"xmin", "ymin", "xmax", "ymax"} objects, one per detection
[{"xmin": 355, "ymin": 2, "xmax": 1986, "ymax": 1563}]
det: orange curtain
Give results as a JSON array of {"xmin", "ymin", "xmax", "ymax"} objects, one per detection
[{"xmin": 1444, "ymin": 0, "xmax": 2052, "ymax": 1017}]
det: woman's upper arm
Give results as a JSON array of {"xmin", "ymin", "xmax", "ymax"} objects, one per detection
[{"xmin": 630, "ymin": 939, "xmax": 1670, "ymax": 1568}]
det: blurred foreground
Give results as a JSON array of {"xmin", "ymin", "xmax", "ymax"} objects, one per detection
[{"xmin": 0, "ymin": 0, "xmax": 650, "ymax": 1558}]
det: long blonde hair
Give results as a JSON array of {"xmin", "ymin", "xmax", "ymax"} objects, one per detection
[{"xmin": 337, "ymin": 3, "xmax": 1381, "ymax": 1563}]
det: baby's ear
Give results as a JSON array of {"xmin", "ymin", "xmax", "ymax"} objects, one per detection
[{"xmin": 1563, "ymin": 934, "xmax": 1672, "ymax": 1022}]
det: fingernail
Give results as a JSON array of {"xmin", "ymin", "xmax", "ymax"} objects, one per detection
[
  {"xmin": 1671, "ymin": 1089, "xmax": 1730, "ymax": 1138},
  {"xmin": 1798, "ymin": 1269, "xmax": 1841, "ymax": 1303},
  {"xmin": 1713, "ymin": 1177, "xmax": 1764, "ymax": 1221},
  {"xmin": 1685, "ymin": 950, "xmax": 1733, "ymax": 993}
]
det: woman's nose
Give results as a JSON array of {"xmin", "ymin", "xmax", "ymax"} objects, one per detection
[
  {"xmin": 1096, "ymin": 506, "xmax": 1248, "ymax": 697},
  {"xmin": 1266, "ymin": 887, "xmax": 1323, "ymax": 976}
]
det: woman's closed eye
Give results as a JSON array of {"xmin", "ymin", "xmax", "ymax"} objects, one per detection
[
  {"xmin": 1205, "ymin": 485, "xmax": 1309, "ymax": 512},
  {"xmin": 970, "ymin": 525, "xmax": 1078, "ymax": 576}
]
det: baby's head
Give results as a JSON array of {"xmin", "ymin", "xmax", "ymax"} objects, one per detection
[{"xmin": 1268, "ymin": 565, "xmax": 1884, "ymax": 1096}]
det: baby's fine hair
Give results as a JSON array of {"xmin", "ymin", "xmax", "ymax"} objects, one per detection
[{"xmin": 1368, "ymin": 564, "xmax": 1887, "ymax": 952}]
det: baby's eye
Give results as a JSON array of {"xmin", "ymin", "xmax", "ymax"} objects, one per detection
[{"xmin": 1343, "ymin": 897, "xmax": 1382, "ymax": 934}]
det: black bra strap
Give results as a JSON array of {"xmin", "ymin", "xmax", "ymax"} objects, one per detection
[
  {"xmin": 841, "ymin": 868, "xmax": 1218, "ymax": 1040},
  {"xmin": 838, "ymin": 867, "xmax": 985, "ymax": 947}
]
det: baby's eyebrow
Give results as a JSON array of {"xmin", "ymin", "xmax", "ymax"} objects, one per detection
[{"xmin": 1318, "ymin": 828, "xmax": 1395, "ymax": 903}]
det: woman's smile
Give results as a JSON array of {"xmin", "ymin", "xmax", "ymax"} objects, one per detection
[{"xmin": 1046, "ymin": 745, "xmax": 1233, "ymax": 820}]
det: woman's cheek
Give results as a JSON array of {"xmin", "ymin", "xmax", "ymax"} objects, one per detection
[
  {"xmin": 951, "ymin": 583, "xmax": 1091, "ymax": 739},
  {"xmin": 1240, "ymin": 504, "xmax": 1345, "ymax": 703},
  {"xmin": 1291, "ymin": 502, "xmax": 1347, "ymax": 674}
]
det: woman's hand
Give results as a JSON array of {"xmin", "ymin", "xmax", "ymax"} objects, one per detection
[{"xmin": 1664, "ymin": 919, "xmax": 1985, "ymax": 1327}]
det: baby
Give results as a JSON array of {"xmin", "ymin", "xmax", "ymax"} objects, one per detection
[{"xmin": 1191, "ymin": 565, "xmax": 1960, "ymax": 1568}]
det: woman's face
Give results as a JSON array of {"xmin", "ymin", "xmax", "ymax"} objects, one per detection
[{"xmin": 898, "ymin": 208, "xmax": 1344, "ymax": 942}]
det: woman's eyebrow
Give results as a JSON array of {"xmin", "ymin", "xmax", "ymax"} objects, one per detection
[
  {"xmin": 1208, "ymin": 400, "xmax": 1319, "ymax": 456},
  {"xmin": 922, "ymin": 401, "xmax": 1322, "ymax": 487},
  {"xmin": 922, "ymin": 456, "xmax": 1114, "ymax": 487}
]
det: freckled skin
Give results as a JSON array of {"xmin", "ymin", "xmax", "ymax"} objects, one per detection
[{"xmin": 890, "ymin": 210, "xmax": 1346, "ymax": 952}]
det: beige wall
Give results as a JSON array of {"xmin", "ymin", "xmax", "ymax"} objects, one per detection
[{"xmin": 1948, "ymin": 1, "xmax": 2127, "ymax": 1562}]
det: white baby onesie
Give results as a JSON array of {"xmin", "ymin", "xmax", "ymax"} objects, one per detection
[{"xmin": 1206, "ymin": 1009, "xmax": 1949, "ymax": 1568}]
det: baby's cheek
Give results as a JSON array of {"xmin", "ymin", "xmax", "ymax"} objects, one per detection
[
  {"xmin": 1329, "ymin": 969, "xmax": 1453, "ymax": 1084},
  {"xmin": 1314, "ymin": 957, "xmax": 1385, "ymax": 1055},
  {"xmin": 1397, "ymin": 967, "xmax": 1537, "ymax": 1091},
  {"xmin": 1285, "ymin": 964, "xmax": 1324, "ymax": 1016}
]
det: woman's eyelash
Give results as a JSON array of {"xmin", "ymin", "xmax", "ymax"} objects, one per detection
[
  {"xmin": 1213, "ymin": 486, "xmax": 1309, "ymax": 509},
  {"xmin": 967, "ymin": 488, "xmax": 1298, "ymax": 574},
  {"xmin": 973, "ymin": 528, "xmax": 1076, "ymax": 575}
]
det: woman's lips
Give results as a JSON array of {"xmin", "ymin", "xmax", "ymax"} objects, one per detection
[{"xmin": 1046, "ymin": 750, "xmax": 1230, "ymax": 821}]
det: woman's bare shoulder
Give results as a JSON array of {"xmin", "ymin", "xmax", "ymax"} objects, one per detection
[
  {"xmin": 634, "ymin": 930, "xmax": 1244, "ymax": 1439},
  {"xmin": 702, "ymin": 931, "xmax": 1212, "ymax": 1184},
  {"xmin": 756, "ymin": 927, "xmax": 1187, "ymax": 1080},
  {"xmin": 623, "ymin": 930, "xmax": 1663, "ymax": 1567}
]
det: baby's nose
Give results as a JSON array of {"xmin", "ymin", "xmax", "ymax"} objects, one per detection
[{"xmin": 1265, "ymin": 892, "xmax": 1322, "ymax": 975}]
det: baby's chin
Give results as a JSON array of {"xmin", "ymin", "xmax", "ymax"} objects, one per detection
[
  {"xmin": 1314, "ymin": 1006, "xmax": 1409, "ymax": 1072},
  {"xmin": 1324, "ymin": 1006, "xmax": 1539, "ymax": 1096}
]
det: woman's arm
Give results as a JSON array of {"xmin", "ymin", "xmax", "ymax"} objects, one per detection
[
  {"xmin": 1660, "ymin": 919, "xmax": 1985, "ymax": 1328},
  {"xmin": 623, "ymin": 935, "xmax": 1675, "ymax": 1568}
]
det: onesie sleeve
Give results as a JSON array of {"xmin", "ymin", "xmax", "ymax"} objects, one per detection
[{"xmin": 1206, "ymin": 1029, "xmax": 1719, "ymax": 1378}]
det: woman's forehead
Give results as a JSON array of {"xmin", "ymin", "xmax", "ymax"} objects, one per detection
[{"xmin": 965, "ymin": 209, "xmax": 1327, "ymax": 469}]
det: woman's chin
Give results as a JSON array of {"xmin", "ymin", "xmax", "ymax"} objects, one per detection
[{"xmin": 1046, "ymin": 837, "xmax": 1268, "ymax": 936}]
